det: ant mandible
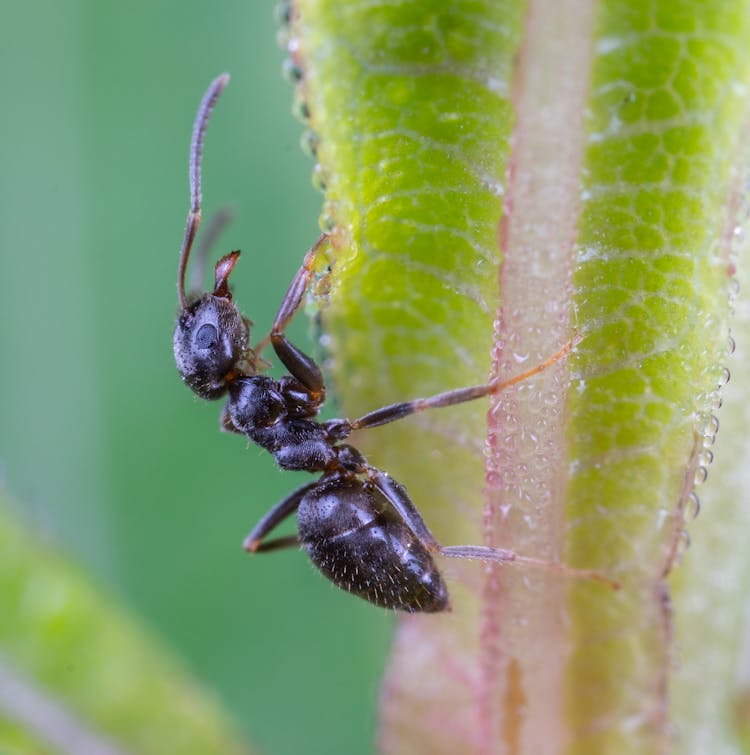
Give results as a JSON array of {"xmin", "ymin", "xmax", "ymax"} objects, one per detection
[{"xmin": 173, "ymin": 74, "xmax": 612, "ymax": 612}]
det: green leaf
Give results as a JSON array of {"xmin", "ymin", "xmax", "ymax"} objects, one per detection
[
  {"xmin": 292, "ymin": 0, "xmax": 750, "ymax": 751},
  {"xmin": 0, "ymin": 496, "xmax": 254, "ymax": 754}
]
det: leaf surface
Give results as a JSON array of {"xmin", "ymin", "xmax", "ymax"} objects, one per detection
[{"xmin": 292, "ymin": 1, "xmax": 750, "ymax": 752}]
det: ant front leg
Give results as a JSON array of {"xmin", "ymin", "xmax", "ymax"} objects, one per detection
[
  {"xmin": 243, "ymin": 482, "xmax": 317, "ymax": 553},
  {"xmin": 256, "ymin": 233, "xmax": 330, "ymax": 402},
  {"xmin": 369, "ymin": 468, "xmax": 619, "ymax": 590}
]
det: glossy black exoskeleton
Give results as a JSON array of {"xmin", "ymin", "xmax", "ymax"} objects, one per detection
[{"xmin": 173, "ymin": 75, "xmax": 613, "ymax": 612}]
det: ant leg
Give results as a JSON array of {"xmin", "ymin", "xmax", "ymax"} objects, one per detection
[
  {"xmin": 251, "ymin": 535, "xmax": 301, "ymax": 553},
  {"xmin": 177, "ymin": 73, "xmax": 230, "ymax": 309},
  {"xmin": 255, "ymin": 233, "xmax": 330, "ymax": 397},
  {"xmin": 350, "ymin": 336, "xmax": 579, "ymax": 431},
  {"xmin": 368, "ymin": 468, "xmax": 441, "ymax": 551},
  {"xmin": 243, "ymin": 481, "xmax": 317, "ymax": 553},
  {"xmin": 439, "ymin": 546, "xmax": 619, "ymax": 589},
  {"xmin": 220, "ymin": 404, "xmax": 243, "ymax": 434},
  {"xmin": 369, "ymin": 468, "xmax": 618, "ymax": 589}
]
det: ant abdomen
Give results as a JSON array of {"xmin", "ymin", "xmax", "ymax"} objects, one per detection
[{"xmin": 297, "ymin": 477, "xmax": 449, "ymax": 612}]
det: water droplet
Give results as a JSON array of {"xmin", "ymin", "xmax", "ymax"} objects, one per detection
[
  {"xmin": 685, "ymin": 491, "xmax": 700, "ymax": 522},
  {"xmin": 287, "ymin": 36, "xmax": 300, "ymax": 55},
  {"xmin": 694, "ymin": 465, "xmax": 708, "ymax": 486},
  {"xmin": 282, "ymin": 57, "xmax": 303, "ymax": 83},
  {"xmin": 300, "ymin": 129, "xmax": 319, "ymax": 157},
  {"xmin": 728, "ymin": 335, "xmax": 736, "ymax": 354},
  {"xmin": 274, "ymin": 0, "xmax": 293, "ymax": 27},
  {"xmin": 718, "ymin": 367, "xmax": 731, "ymax": 387},
  {"xmin": 698, "ymin": 448, "xmax": 713, "ymax": 467},
  {"xmin": 707, "ymin": 414, "xmax": 720, "ymax": 436},
  {"xmin": 483, "ymin": 178, "xmax": 504, "ymax": 197},
  {"xmin": 311, "ymin": 163, "xmax": 327, "ymax": 192},
  {"xmin": 292, "ymin": 91, "xmax": 310, "ymax": 122},
  {"xmin": 674, "ymin": 528, "xmax": 691, "ymax": 564},
  {"xmin": 485, "ymin": 471, "xmax": 500, "ymax": 487},
  {"xmin": 656, "ymin": 507, "xmax": 670, "ymax": 529},
  {"xmin": 707, "ymin": 390, "xmax": 723, "ymax": 412},
  {"xmin": 318, "ymin": 212, "xmax": 335, "ymax": 232}
]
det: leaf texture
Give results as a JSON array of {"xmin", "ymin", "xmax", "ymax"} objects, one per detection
[{"xmin": 290, "ymin": 1, "xmax": 750, "ymax": 752}]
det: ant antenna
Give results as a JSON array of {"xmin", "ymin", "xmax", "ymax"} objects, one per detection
[
  {"xmin": 177, "ymin": 73, "xmax": 230, "ymax": 310},
  {"xmin": 189, "ymin": 206, "xmax": 236, "ymax": 295}
]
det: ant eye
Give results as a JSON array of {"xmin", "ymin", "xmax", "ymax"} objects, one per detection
[{"xmin": 195, "ymin": 323, "xmax": 219, "ymax": 350}]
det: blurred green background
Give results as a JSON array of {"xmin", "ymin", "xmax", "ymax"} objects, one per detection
[{"xmin": 0, "ymin": 2, "xmax": 392, "ymax": 753}]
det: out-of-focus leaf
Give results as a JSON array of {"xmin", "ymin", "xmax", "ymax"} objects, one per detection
[{"xmin": 0, "ymin": 495, "xmax": 253, "ymax": 755}]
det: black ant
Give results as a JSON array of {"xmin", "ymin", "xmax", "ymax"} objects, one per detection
[{"xmin": 173, "ymin": 74, "xmax": 615, "ymax": 612}]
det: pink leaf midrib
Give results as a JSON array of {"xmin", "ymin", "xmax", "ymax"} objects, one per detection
[{"xmin": 480, "ymin": 1, "xmax": 597, "ymax": 752}]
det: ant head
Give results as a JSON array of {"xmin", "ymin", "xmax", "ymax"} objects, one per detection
[
  {"xmin": 174, "ymin": 251, "xmax": 250, "ymax": 399},
  {"xmin": 173, "ymin": 75, "xmax": 251, "ymax": 399}
]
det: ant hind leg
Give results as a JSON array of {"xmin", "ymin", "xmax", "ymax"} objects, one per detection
[
  {"xmin": 243, "ymin": 481, "xmax": 317, "ymax": 553},
  {"xmin": 439, "ymin": 545, "xmax": 620, "ymax": 589},
  {"xmin": 368, "ymin": 468, "xmax": 441, "ymax": 552},
  {"xmin": 369, "ymin": 468, "xmax": 619, "ymax": 590}
]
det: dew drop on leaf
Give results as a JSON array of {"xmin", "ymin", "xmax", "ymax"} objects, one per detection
[
  {"xmin": 685, "ymin": 491, "xmax": 701, "ymax": 523},
  {"xmin": 282, "ymin": 58, "xmax": 304, "ymax": 83},
  {"xmin": 694, "ymin": 466, "xmax": 708, "ymax": 486}
]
